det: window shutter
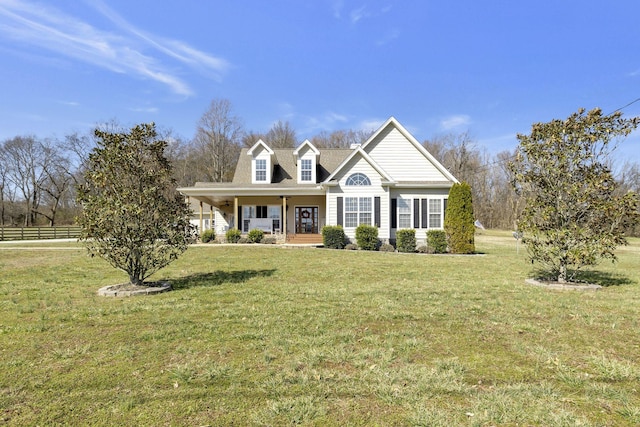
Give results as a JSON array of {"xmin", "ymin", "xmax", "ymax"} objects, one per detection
[
  {"xmin": 237, "ymin": 205, "xmax": 242, "ymax": 230},
  {"xmin": 391, "ymin": 198, "xmax": 397, "ymax": 229},
  {"xmin": 374, "ymin": 197, "xmax": 381, "ymax": 227},
  {"xmin": 413, "ymin": 199, "xmax": 420, "ymax": 228},
  {"xmin": 421, "ymin": 199, "xmax": 428, "ymax": 228},
  {"xmin": 337, "ymin": 197, "xmax": 343, "ymax": 226},
  {"xmin": 443, "ymin": 198, "xmax": 448, "ymax": 222}
]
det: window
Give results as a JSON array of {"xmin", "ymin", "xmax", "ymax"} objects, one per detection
[
  {"xmin": 346, "ymin": 173, "xmax": 371, "ymax": 186},
  {"xmin": 429, "ymin": 199, "xmax": 442, "ymax": 228},
  {"xmin": 397, "ymin": 198, "xmax": 412, "ymax": 228},
  {"xmin": 301, "ymin": 159, "xmax": 312, "ymax": 181},
  {"xmin": 255, "ymin": 159, "xmax": 267, "ymax": 181},
  {"xmin": 345, "ymin": 196, "xmax": 372, "ymax": 227}
]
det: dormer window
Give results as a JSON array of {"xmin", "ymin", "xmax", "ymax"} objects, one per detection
[
  {"xmin": 293, "ymin": 139, "xmax": 320, "ymax": 184},
  {"xmin": 301, "ymin": 159, "xmax": 312, "ymax": 181},
  {"xmin": 255, "ymin": 159, "xmax": 267, "ymax": 182}
]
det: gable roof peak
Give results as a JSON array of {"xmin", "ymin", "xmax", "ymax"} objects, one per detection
[
  {"xmin": 293, "ymin": 139, "xmax": 320, "ymax": 157},
  {"xmin": 247, "ymin": 139, "xmax": 274, "ymax": 156}
]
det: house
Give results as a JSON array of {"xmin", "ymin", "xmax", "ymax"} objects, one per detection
[{"xmin": 178, "ymin": 117, "xmax": 458, "ymax": 244}]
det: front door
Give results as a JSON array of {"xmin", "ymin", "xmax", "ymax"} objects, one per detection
[{"xmin": 295, "ymin": 207, "xmax": 318, "ymax": 234}]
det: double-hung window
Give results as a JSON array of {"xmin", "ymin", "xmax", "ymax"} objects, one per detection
[
  {"xmin": 255, "ymin": 159, "xmax": 267, "ymax": 182},
  {"xmin": 301, "ymin": 159, "xmax": 312, "ymax": 182},
  {"xmin": 345, "ymin": 196, "xmax": 372, "ymax": 227},
  {"xmin": 429, "ymin": 199, "xmax": 442, "ymax": 228},
  {"xmin": 397, "ymin": 198, "xmax": 411, "ymax": 228}
]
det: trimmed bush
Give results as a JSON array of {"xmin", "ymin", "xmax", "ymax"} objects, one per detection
[
  {"xmin": 225, "ymin": 228, "xmax": 242, "ymax": 243},
  {"xmin": 200, "ymin": 229, "xmax": 216, "ymax": 243},
  {"xmin": 444, "ymin": 182, "xmax": 475, "ymax": 254},
  {"xmin": 427, "ymin": 229, "xmax": 448, "ymax": 254},
  {"xmin": 380, "ymin": 243, "xmax": 395, "ymax": 252},
  {"xmin": 396, "ymin": 229, "xmax": 416, "ymax": 253},
  {"xmin": 247, "ymin": 228, "xmax": 264, "ymax": 243},
  {"xmin": 322, "ymin": 225, "xmax": 347, "ymax": 249},
  {"xmin": 355, "ymin": 224, "xmax": 379, "ymax": 251}
]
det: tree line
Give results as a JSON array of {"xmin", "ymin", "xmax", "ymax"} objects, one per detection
[{"xmin": 2, "ymin": 98, "xmax": 639, "ymax": 235}]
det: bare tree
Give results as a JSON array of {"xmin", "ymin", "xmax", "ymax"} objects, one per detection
[
  {"xmin": 266, "ymin": 120, "xmax": 297, "ymax": 148},
  {"xmin": 3, "ymin": 136, "xmax": 55, "ymax": 226},
  {"xmin": 242, "ymin": 131, "xmax": 266, "ymax": 148},
  {"xmin": 192, "ymin": 99, "xmax": 243, "ymax": 182},
  {"xmin": 311, "ymin": 129, "xmax": 372, "ymax": 148}
]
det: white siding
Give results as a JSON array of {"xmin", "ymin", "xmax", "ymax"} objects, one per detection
[
  {"xmin": 326, "ymin": 156, "xmax": 390, "ymax": 240},
  {"xmin": 389, "ymin": 188, "xmax": 449, "ymax": 243},
  {"xmin": 365, "ymin": 127, "xmax": 449, "ymax": 181}
]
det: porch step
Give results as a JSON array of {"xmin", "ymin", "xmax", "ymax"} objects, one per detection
[{"xmin": 285, "ymin": 233, "xmax": 323, "ymax": 245}]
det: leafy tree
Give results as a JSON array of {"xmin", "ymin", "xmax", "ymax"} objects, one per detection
[
  {"xmin": 76, "ymin": 123, "xmax": 192, "ymax": 286},
  {"xmin": 509, "ymin": 108, "xmax": 640, "ymax": 282},
  {"xmin": 444, "ymin": 182, "xmax": 475, "ymax": 254}
]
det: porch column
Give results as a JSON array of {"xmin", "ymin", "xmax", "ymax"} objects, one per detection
[
  {"xmin": 233, "ymin": 197, "xmax": 238, "ymax": 229},
  {"xmin": 199, "ymin": 201, "xmax": 203, "ymax": 235},
  {"xmin": 282, "ymin": 196, "xmax": 287, "ymax": 240}
]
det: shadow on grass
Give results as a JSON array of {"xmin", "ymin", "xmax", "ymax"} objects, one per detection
[
  {"xmin": 531, "ymin": 268, "xmax": 635, "ymax": 287},
  {"xmin": 170, "ymin": 269, "xmax": 277, "ymax": 290}
]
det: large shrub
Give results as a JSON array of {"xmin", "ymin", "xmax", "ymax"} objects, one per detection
[
  {"xmin": 322, "ymin": 225, "xmax": 346, "ymax": 249},
  {"xmin": 396, "ymin": 229, "xmax": 416, "ymax": 253},
  {"xmin": 355, "ymin": 224, "xmax": 379, "ymax": 251},
  {"xmin": 76, "ymin": 123, "xmax": 191, "ymax": 286},
  {"xmin": 444, "ymin": 182, "xmax": 475, "ymax": 254},
  {"xmin": 427, "ymin": 230, "xmax": 447, "ymax": 254},
  {"xmin": 225, "ymin": 228, "xmax": 242, "ymax": 243},
  {"xmin": 247, "ymin": 228, "xmax": 264, "ymax": 243}
]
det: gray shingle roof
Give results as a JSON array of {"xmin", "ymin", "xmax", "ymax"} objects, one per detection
[{"xmin": 231, "ymin": 147, "xmax": 351, "ymax": 186}]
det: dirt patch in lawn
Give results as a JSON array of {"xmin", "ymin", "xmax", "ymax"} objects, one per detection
[{"xmin": 97, "ymin": 281, "xmax": 172, "ymax": 297}]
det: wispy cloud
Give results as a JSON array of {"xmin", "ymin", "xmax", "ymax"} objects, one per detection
[
  {"xmin": 350, "ymin": 6, "xmax": 368, "ymax": 24},
  {"xmin": 440, "ymin": 114, "xmax": 471, "ymax": 130},
  {"xmin": 0, "ymin": 0, "xmax": 230, "ymax": 96}
]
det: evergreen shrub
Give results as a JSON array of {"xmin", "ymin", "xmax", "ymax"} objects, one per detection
[
  {"xmin": 200, "ymin": 229, "xmax": 216, "ymax": 243},
  {"xmin": 322, "ymin": 225, "xmax": 347, "ymax": 249},
  {"xmin": 355, "ymin": 224, "xmax": 379, "ymax": 251},
  {"xmin": 396, "ymin": 229, "xmax": 416, "ymax": 253},
  {"xmin": 247, "ymin": 228, "xmax": 264, "ymax": 243},
  {"xmin": 225, "ymin": 228, "xmax": 242, "ymax": 243},
  {"xmin": 427, "ymin": 230, "xmax": 447, "ymax": 254},
  {"xmin": 444, "ymin": 182, "xmax": 475, "ymax": 254}
]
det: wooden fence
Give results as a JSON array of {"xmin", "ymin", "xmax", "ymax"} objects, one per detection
[{"xmin": 0, "ymin": 226, "xmax": 82, "ymax": 241}]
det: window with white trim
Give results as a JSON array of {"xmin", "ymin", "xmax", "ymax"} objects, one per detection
[
  {"xmin": 255, "ymin": 159, "xmax": 267, "ymax": 181},
  {"xmin": 346, "ymin": 173, "xmax": 371, "ymax": 186},
  {"xmin": 397, "ymin": 198, "xmax": 412, "ymax": 229},
  {"xmin": 429, "ymin": 199, "xmax": 442, "ymax": 228},
  {"xmin": 301, "ymin": 159, "xmax": 312, "ymax": 181},
  {"xmin": 345, "ymin": 196, "xmax": 372, "ymax": 227}
]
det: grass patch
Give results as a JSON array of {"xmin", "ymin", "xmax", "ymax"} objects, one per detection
[{"xmin": 0, "ymin": 230, "xmax": 639, "ymax": 425}]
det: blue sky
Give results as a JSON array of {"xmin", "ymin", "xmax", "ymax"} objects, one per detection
[{"xmin": 1, "ymin": 0, "xmax": 639, "ymax": 164}]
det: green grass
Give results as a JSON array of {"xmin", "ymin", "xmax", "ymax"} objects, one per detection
[{"xmin": 1, "ymin": 230, "xmax": 639, "ymax": 426}]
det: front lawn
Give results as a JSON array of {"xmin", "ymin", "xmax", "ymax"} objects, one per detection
[{"xmin": 1, "ymin": 231, "xmax": 639, "ymax": 425}]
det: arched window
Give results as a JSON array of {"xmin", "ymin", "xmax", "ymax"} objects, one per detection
[{"xmin": 345, "ymin": 173, "xmax": 371, "ymax": 186}]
